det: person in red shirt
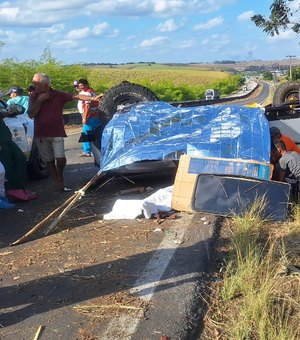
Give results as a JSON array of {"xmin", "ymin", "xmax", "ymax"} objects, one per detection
[{"xmin": 29, "ymin": 73, "xmax": 99, "ymax": 193}]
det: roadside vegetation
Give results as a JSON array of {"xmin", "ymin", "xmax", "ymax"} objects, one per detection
[
  {"xmin": 202, "ymin": 201, "xmax": 300, "ymax": 339},
  {"xmin": 0, "ymin": 48, "xmax": 244, "ymax": 106}
]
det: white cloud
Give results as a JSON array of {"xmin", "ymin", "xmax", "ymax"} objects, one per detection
[
  {"xmin": 267, "ymin": 29, "xmax": 298, "ymax": 41},
  {"xmin": 140, "ymin": 36, "xmax": 167, "ymax": 48},
  {"xmin": 0, "ymin": 1, "xmax": 236, "ymax": 27},
  {"xmin": 54, "ymin": 39, "xmax": 79, "ymax": 48},
  {"xmin": 237, "ymin": 10, "xmax": 255, "ymax": 22},
  {"xmin": 0, "ymin": 7, "xmax": 20, "ymax": 20},
  {"xmin": 92, "ymin": 22, "xmax": 119, "ymax": 38},
  {"xmin": 193, "ymin": 16, "xmax": 223, "ymax": 30},
  {"xmin": 93, "ymin": 22, "xmax": 110, "ymax": 35},
  {"xmin": 176, "ymin": 39, "xmax": 194, "ymax": 49},
  {"xmin": 40, "ymin": 24, "xmax": 65, "ymax": 34},
  {"xmin": 67, "ymin": 27, "xmax": 90, "ymax": 39},
  {"xmin": 157, "ymin": 19, "xmax": 181, "ymax": 32}
]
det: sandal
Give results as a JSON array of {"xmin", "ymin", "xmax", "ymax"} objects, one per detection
[
  {"xmin": 57, "ymin": 187, "xmax": 72, "ymax": 193},
  {"xmin": 7, "ymin": 189, "xmax": 38, "ymax": 201},
  {"xmin": 79, "ymin": 153, "xmax": 92, "ymax": 157}
]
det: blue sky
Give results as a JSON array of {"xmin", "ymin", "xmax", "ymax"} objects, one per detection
[{"xmin": 0, "ymin": 0, "xmax": 299, "ymax": 64}]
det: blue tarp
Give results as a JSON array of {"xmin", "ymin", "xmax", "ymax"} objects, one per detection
[{"xmin": 99, "ymin": 101, "xmax": 270, "ymax": 171}]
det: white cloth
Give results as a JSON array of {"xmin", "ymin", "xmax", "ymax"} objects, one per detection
[{"xmin": 103, "ymin": 186, "xmax": 173, "ymax": 220}]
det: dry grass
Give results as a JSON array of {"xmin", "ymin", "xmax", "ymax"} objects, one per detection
[{"xmin": 202, "ymin": 201, "xmax": 300, "ymax": 340}]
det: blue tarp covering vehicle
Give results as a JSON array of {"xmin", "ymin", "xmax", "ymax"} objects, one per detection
[{"xmin": 98, "ymin": 101, "xmax": 270, "ymax": 173}]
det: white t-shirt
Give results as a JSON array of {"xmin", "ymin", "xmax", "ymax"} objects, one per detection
[{"xmin": 77, "ymin": 90, "xmax": 92, "ymax": 114}]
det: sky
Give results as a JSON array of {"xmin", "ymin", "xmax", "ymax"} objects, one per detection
[{"xmin": 0, "ymin": 0, "xmax": 299, "ymax": 65}]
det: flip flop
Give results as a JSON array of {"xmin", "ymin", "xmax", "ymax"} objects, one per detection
[
  {"xmin": 7, "ymin": 189, "xmax": 38, "ymax": 201},
  {"xmin": 57, "ymin": 187, "xmax": 72, "ymax": 193},
  {"xmin": 78, "ymin": 153, "xmax": 92, "ymax": 157}
]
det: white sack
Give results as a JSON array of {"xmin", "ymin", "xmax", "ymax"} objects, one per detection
[{"xmin": 103, "ymin": 185, "xmax": 173, "ymax": 220}]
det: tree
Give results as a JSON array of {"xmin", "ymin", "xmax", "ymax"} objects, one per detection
[
  {"xmin": 251, "ymin": 0, "xmax": 300, "ymax": 36},
  {"xmin": 262, "ymin": 70, "xmax": 274, "ymax": 81}
]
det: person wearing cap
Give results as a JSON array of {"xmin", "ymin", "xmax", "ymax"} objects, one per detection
[
  {"xmin": 28, "ymin": 72, "xmax": 101, "ymax": 193},
  {"xmin": 6, "ymin": 86, "xmax": 29, "ymax": 115}
]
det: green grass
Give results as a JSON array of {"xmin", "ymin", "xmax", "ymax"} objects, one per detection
[{"xmin": 203, "ymin": 200, "xmax": 300, "ymax": 339}]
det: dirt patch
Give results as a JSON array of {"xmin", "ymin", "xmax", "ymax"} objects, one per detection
[{"xmin": 1, "ymin": 165, "xmax": 196, "ymax": 339}]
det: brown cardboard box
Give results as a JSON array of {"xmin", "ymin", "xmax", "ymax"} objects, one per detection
[{"xmin": 171, "ymin": 155, "xmax": 273, "ymax": 212}]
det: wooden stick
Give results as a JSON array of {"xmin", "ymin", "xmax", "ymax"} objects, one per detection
[
  {"xmin": 43, "ymin": 191, "xmax": 83, "ymax": 235},
  {"xmin": 33, "ymin": 325, "xmax": 45, "ymax": 340},
  {"xmin": 11, "ymin": 172, "xmax": 103, "ymax": 246}
]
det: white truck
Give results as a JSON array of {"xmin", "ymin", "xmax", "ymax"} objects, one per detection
[{"xmin": 205, "ymin": 88, "xmax": 221, "ymax": 100}]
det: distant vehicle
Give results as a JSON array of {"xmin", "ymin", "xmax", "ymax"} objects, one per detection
[
  {"xmin": 205, "ymin": 88, "xmax": 221, "ymax": 100},
  {"xmin": 0, "ymin": 99, "xmax": 48, "ymax": 179}
]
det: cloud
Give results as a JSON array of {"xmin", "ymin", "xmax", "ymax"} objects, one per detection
[
  {"xmin": 140, "ymin": 36, "xmax": 168, "ymax": 48},
  {"xmin": 54, "ymin": 39, "xmax": 79, "ymax": 48},
  {"xmin": 157, "ymin": 19, "xmax": 181, "ymax": 32},
  {"xmin": 67, "ymin": 27, "xmax": 90, "ymax": 39},
  {"xmin": 40, "ymin": 24, "xmax": 65, "ymax": 34},
  {"xmin": 193, "ymin": 16, "xmax": 223, "ymax": 30},
  {"xmin": 93, "ymin": 22, "xmax": 110, "ymax": 35},
  {"xmin": 0, "ymin": 1, "xmax": 236, "ymax": 27},
  {"xmin": 175, "ymin": 39, "xmax": 194, "ymax": 49},
  {"xmin": 267, "ymin": 29, "xmax": 298, "ymax": 41},
  {"xmin": 237, "ymin": 10, "xmax": 255, "ymax": 22},
  {"xmin": 0, "ymin": 6, "xmax": 20, "ymax": 20}
]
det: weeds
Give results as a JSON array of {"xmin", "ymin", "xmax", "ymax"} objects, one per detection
[{"xmin": 203, "ymin": 199, "xmax": 300, "ymax": 339}]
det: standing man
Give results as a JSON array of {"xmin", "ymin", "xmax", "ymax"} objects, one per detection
[
  {"xmin": 77, "ymin": 78, "xmax": 101, "ymax": 157},
  {"xmin": 28, "ymin": 73, "xmax": 99, "ymax": 193}
]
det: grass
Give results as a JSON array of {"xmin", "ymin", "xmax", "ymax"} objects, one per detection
[{"xmin": 202, "ymin": 200, "xmax": 300, "ymax": 339}]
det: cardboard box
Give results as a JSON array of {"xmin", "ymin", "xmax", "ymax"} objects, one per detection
[{"xmin": 171, "ymin": 155, "xmax": 273, "ymax": 212}]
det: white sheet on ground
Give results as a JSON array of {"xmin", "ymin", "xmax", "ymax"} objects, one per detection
[{"xmin": 103, "ymin": 185, "xmax": 173, "ymax": 220}]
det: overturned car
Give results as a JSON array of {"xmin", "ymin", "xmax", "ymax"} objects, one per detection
[{"xmin": 90, "ymin": 81, "xmax": 300, "ymax": 174}]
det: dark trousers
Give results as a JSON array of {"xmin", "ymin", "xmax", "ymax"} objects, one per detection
[{"xmin": 0, "ymin": 141, "xmax": 27, "ymax": 190}]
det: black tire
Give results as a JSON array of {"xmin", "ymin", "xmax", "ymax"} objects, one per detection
[
  {"xmin": 273, "ymin": 81, "xmax": 300, "ymax": 105},
  {"xmin": 92, "ymin": 81, "xmax": 158, "ymax": 150},
  {"xmin": 27, "ymin": 141, "xmax": 48, "ymax": 180},
  {"xmin": 99, "ymin": 81, "xmax": 159, "ymax": 120}
]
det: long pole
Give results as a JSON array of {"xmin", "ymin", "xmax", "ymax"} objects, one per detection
[{"xmin": 286, "ymin": 54, "xmax": 296, "ymax": 80}]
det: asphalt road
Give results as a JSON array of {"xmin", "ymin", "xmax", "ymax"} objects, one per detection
[
  {"xmin": 0, "ymin": 128, "xmax": 220, "ymax": 340},
  {"xmin": 0, "ymin": 85, "xmax": 270, "ymax": 339}
]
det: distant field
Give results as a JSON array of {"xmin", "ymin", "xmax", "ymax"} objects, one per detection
[{"xmin": 87, "ymin": 64, "xmax": 230, "ymax": 89}]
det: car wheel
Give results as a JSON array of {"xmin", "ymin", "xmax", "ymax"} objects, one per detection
[
  {"xmin": 99, "ymin": 81, "xmax": 159, "ymax": 121},
  {"xmin": 27, "ymin": 141, "xmax": 49, "ymax": 179},
  {"xmin": 92, "ymin": 81, "xmax": 159, "ymax": 149},
  {"xmin": 273, "ymin": 81, "xmax": 300, "ymax": 105}
]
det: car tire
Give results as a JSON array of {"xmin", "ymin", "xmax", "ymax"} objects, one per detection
[
  {"xmin": 273, "ymin": 81, "xmax": 300, "ymax": 105},
  {"xmin": 99, "ymin": 81, "xmax": 159, "ymax": 120},
  {"xmin": 27, "ymin": 141, "xmax": 49, "ymax": 179},
  {"xmin": 92, "ymin": 81, "xmax": 159, "ymax": 150}
]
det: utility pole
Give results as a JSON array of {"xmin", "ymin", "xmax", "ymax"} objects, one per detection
[{"xmin": 286, "ymin": 54, "xmax": 296, "ymax": 80}]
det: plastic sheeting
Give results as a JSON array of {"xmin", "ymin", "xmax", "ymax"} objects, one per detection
[{"xmin": 99, "ymin": 101, "xmax": 270, "ymax": 172}]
